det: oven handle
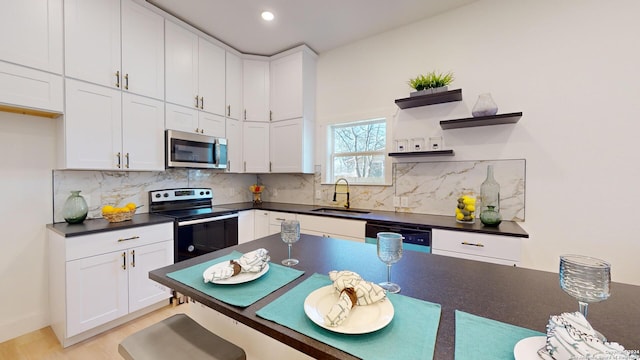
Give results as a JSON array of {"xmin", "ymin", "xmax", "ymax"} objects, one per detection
[{"xmin": 178, "ymin": 213, "xmax": 238, "ymax": 226}]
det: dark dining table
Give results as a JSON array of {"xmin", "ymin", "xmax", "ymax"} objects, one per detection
[{"xmin": 149, "ymin": 234, "xmax": 640, "ymax": 359}]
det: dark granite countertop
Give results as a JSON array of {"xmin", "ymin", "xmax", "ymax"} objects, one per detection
[
  {"xmin": 47, "ymin": 202, "xmax": 528, "ymax": 239},
  {"xmin": 219, "ymin": 201, "xmax": 529, "ymax": 238},
  {"xmin": 150, "ymin": 234, "xmax": 639, "ymax": 360},
  {"xmin": 46, "ymin": 213, "xmax": 175, "ymax": 237}
]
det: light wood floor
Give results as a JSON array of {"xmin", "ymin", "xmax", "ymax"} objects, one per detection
[{"xmin": 0, "ymin": 304, "xmax": 187, "ymax": 360}]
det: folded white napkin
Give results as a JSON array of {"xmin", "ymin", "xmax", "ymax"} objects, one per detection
[
  {"xmin": 324, "ymin": 270, "xmax": 386, "ymax": 327},
  {"xmin": 537, "ymin": 312, "xmax": 638, "ymax": 359},
  {"xmin": 204, "ymin": 249, "xmax": 270, "ymax": 283}
]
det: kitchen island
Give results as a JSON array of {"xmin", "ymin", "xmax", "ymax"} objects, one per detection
[{"xmin": 149, "ymin": 234, "xmax": 639, "ymax": 359}]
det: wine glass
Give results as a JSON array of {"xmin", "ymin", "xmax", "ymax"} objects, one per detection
[
  {"xmin": 377, "ymin": 232, "xmax": 403, "ymax": 293},
  {"xmin": 559, "ymin": 254, "xmax": 611, "ymax": 337},
  {"xmin": 281, "ymin": 220, "xmax": 300, "ymax": 266}
]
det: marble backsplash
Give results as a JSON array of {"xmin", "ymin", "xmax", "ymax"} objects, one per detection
[{"xmin": 52, "ymin": 159, "xmax": 525, "ymax": 223}]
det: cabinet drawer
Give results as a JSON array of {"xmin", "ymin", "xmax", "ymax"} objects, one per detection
[
  {"xmin": 297, "ymin": 214, "xmax": 366, "ymax": 239},
  {"xmin": 432, "ymin": 229, "xmax": 521, "ymax": 263},
  {"xmin": 66, "ymin": 223, "xmax": 173, "ymax": 261},
  {"xmin": 268, "ymin": 211, "xmax": 297, "ymax": 225}
]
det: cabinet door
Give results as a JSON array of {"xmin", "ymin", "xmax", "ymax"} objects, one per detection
[
  {"xmin": 254, "ymin": 210, "xmax": 270, "ymax": 239},
  {"xmin": 225, "ymin": 118, "xmax": 242, "ymax": 172},
  {"xmin": 242, "ymin": 59, "xmax": 269, "ymax": 122},
  {"xmin": 121, "ymin": 0, "xmax": 164, "ymax": 100},
  {"xmin": 270, "ymin": 118, "xmax": 303, "ymax": 173},
  {"xmin": 431, "ymin": 229, "xmax": 521, "ymax": 266},
  {"xmin": 242, "ymin": 122, "xmax": 270, "ymax": 173},
  {"xmin": 64, "ymin": 0, "xmax": 120, "ymax": 87},
  {"xmin": 0, "ymin": 62, "xmax": 63, "ymax": 114},
  {"xmin": 270, "ymin": 52, "xmax": 302, "ymax": 121},
  {"xmin": 0, "ymin": 0, "xmax": 63, "ymax": 74},
  {"xmin": 122, "ymin": 93, "xmax": 164, "ymax": 171},
  {"xmin": 225, "ymin": 52, "xmax": 242, "ymax": 120},
  {"xmin": 128, "ymin": 241, "xmax": 173, "ymax": 313},
  {"xmin": 66, "ymin": 250, "xmax": 128, "ymax": 337},
  {"xmin": 65, "ymin": 79, "xmax": 122, "ymax": 169},
  {"xmin": 165, "ymin": 102, "xmax": 198, "ymax": 133},
  {"xmin": 165, "ymin": 21, "xmax": 198, "ymax": 108},
  {"xmin": 199, "ymin": 111, "xmax": 226, "ymax": 138},
  {"xmin": 238, "ymin": 210, "xmax": 255, "ymax": 244},
  {"xmin": 198, "ymin": 38, "xmax": 225, "ymax": 116}
]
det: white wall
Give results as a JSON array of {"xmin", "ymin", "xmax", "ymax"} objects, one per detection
[
  {"xmin": 316, "ymin": 0, "xmax": 640, "ymax": 285},
  {"xmin": 0, "ymin": 112, "xmax": 56, "ymax": 342}
]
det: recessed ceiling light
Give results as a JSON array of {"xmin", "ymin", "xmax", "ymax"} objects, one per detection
[{"xmin": 261, "ymin": 11, "xmax": 274, "ymax": 21}]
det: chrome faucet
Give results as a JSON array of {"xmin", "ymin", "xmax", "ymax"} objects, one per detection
[{"xmin": 332, "ymin": 178, "xmax": 350, "ymax": 209}]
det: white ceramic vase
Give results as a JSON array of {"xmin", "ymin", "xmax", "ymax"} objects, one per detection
[{"xmin": 472, "ymin": 93, "xmax": 498, "ymax": 117}]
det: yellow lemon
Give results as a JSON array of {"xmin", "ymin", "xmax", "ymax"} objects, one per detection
[
  {"xmin": 456, "ymin": 213, "xmax": 464, "ymax": 220},
  {"xmin": 126, "ymin": 202, "xmax": 137, "ymax": 211},
  {"xmin": 455, "ymin": 208, "xmax": 461, "ymax": 214},
  {"xmin": 466, "ymin": 205, "xmax": 475, "ymax": 212},
  {"xmin": 102, "ymin": 205, "xmax": 115, "ymax": 214},
  {"xmin": 463, "ymin": 197, "xmax": 476, "ymax": 205}
]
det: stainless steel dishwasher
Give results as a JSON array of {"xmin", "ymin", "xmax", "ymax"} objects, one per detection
[{"xmin": 365, "ymin": 220, "xmax": 432, "ymax": 253}]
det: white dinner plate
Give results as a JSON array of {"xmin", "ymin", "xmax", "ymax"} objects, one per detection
[
  {"xmin": 303, "ymin": 285, "xmax": 394, "ymax": 334},
  {"xmin": 202, "ymin": 260, "xmax": 269, "ymax": 285},
  {"xmin": 514, "ymin": 336, "xmax": 546, "ymax": 360}
]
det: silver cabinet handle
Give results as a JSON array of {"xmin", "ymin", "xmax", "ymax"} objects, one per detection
[
  {"xmin": 227, "ymin": 105, "xmax": 231, "ymax": 117},
  {"xmin": 121, "ymin": 251, "xmax": 126, "ymax": 270},
  {"xmin": 115, "ymin": 71, "xmax": 120, "ymax": 88},
  {"xmin": 116, "ymin": 152, "xmax": 121, "ymax": 168},
  {"xmin": 461, "ymin": 241, "xmax": 484, "ymax": 247},
  {"xmin": 194, "ymin": 95, "xmax": 199, "ymax": 108},
  {"xmin": 125, "ymin": 152, "xmax": 130, "ymax": 169},
  {"xmin": 118, "ymin": 235, "xmax": 140, "ymax": 242},
  {"xmin": 131, "ymin": 249, "xmax": 135, "ymax": 268},
  {"xmin": 200, "ymin": 96, "xmax": 204, "ymax": 110}
]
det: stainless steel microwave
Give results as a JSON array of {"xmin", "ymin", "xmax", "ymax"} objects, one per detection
[{"xmin": 166, "ymin": 130, "xmax": 227, "ymax": 169}]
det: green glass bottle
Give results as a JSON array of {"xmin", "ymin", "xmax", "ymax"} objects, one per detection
[
  {"xmin": 479, "ymin": 165, "xmax": 502, "ymax": 226},
  {"xmin": 63, "ymin": 190, "xmax": 88, "ymax": 224}
]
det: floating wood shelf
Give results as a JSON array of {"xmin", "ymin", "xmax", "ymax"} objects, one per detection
[
  {"xmin": 388, "ymin": 149, "xmax": 455, "ymax": 157},
  {"xmin": 439, "ymin": 112, "xmax": 523, "ymax": 130},
  {"xmin": 394, "ymin": 89, "xmax": 462, "ymax": 109}
]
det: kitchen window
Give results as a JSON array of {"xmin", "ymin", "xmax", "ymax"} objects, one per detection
[{"xmin": 327, "ymin": 118, "xmax": 390, "ymax": 185}]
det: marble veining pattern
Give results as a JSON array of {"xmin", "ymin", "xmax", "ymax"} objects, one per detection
[{"xmin": 52, "ymin": 159, "xmax": 525, "ymax": 223}]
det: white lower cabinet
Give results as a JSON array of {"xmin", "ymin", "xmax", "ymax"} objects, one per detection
[
  {"xmin": 48, "ymin": 222, "xmax": 174, "ymax": 347},
  {"xmin": 238, "ymin": 210, "xmax": 255, "ymax": 244},
  {"xmin": 268, "ymin": 211, "xmax": 297, "ymax": 235},
  {"xmin": 297, "ymin": 214, "xmax": 366, "ymax": 242},
  {"xmin": 431, "ymin": 229, "xmax": 521, "ymax": 266}
]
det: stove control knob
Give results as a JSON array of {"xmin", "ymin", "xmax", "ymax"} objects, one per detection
[
  {"xmin": 163, "ymin": 193, "xmax": 169, "ymax": 197},
  {"xmin": 155, "ymin": 193, "xmax": 161, "ymax": 198},
  {"xmin": 200, "ymin": 191, "xmax": 204, "ymax": 195},
  {"xmin": 205, "ymin": 190, "xmax": 210, "ymax": 195}
]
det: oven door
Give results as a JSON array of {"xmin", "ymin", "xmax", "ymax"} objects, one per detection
[{"xmin": 176, "ymin": 213, "xmax": 238, "ymax": 262}]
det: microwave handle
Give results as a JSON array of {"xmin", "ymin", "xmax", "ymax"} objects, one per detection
[{"xmin": 214, "ymin": 141, "xmax": 220, "ymax": 166}]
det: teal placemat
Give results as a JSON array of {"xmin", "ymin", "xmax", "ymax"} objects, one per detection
[
  {"xmin": 455, "ymin": 310, "xmax": 545, "ymax": 359},
  {"xmin": 256, "ymin": 273, "xmax": 442, "ymax": 360},
  {"xmin": 167, "ymin": 251, "xmax": 304, "ymax": 307}
]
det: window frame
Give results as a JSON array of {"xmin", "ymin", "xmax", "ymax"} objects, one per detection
[{"xmin": 325, "ymin": 117, "xmax": 392, "ymax": 186}]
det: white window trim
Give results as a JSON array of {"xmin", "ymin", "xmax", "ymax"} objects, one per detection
[{"xmin": 322, "ymin": 117, "xmax": 392, "ymax": 186}]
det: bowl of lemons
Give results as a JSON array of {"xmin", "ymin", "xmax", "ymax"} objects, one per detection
[
  {"xmin": 102, "ymin": 202, "xmax": 138, "ymax": 223},
  {"xmin": 455, "ymin": 195, "xmax": 476, "ymax": 224}
]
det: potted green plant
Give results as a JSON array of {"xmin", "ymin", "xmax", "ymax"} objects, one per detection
[{"xmin": 408, "ymin": 71, "xmax": 454, "ymax": 97}]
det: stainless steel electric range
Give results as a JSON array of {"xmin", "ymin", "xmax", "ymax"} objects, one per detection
[{"xmin": 149, "ymin": 188, "xmax": 238, "ymax": 263}]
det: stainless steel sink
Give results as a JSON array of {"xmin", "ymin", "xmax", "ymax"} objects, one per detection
[{"xmin": 311, "ymin": 207, "xmax": 370, "ymax": 214}]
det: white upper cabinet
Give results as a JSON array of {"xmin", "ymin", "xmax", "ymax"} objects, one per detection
[
  {"xmin": 64, "ymin": 0, "xmax": 121, "ymax": 88},
  {"xmin": 121, "ymin": 0, "xmax": 165, "ymax": 99},
  {"xmin": 225, "ymin": 118, "xmax": 242, "ymax": 172},
  {"xmin": 242, "ymin": 59, "xmax": 270, "ymax": 122},
  {"xmin": 0, "ymin": 0, "xmax": 63, "ymax": 74},
  {"xmin": 243, "ymin": 121, "xmax": 270, "ymax": 173},
  {"xmin": 269, "ymin": 47, "xmax": 316, "ymax": 122},
  {"xmin": 0, "ymin": 0, "xmax": 63, "ymax": 115},
  {"xmin": 65, "ymin": 79, "xmax": 164, "ymax": 170},
  {"xmin": 65, "ymin": 0, "xmax": 164, "ymax": 99},
  {"xmin": 165, "ymin": 20, "xmax": 226, "ymax": 118},
  {"xmin": 226, "ymin": 52, "xmax": 242, "ymax": 120},
  {"xmin": 270, "ymin": 118, "xmax": 313, "ymax": 173},
  {"xmin": 198, "ymin": 38, "xmax": 226, "ymax": 116}
]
